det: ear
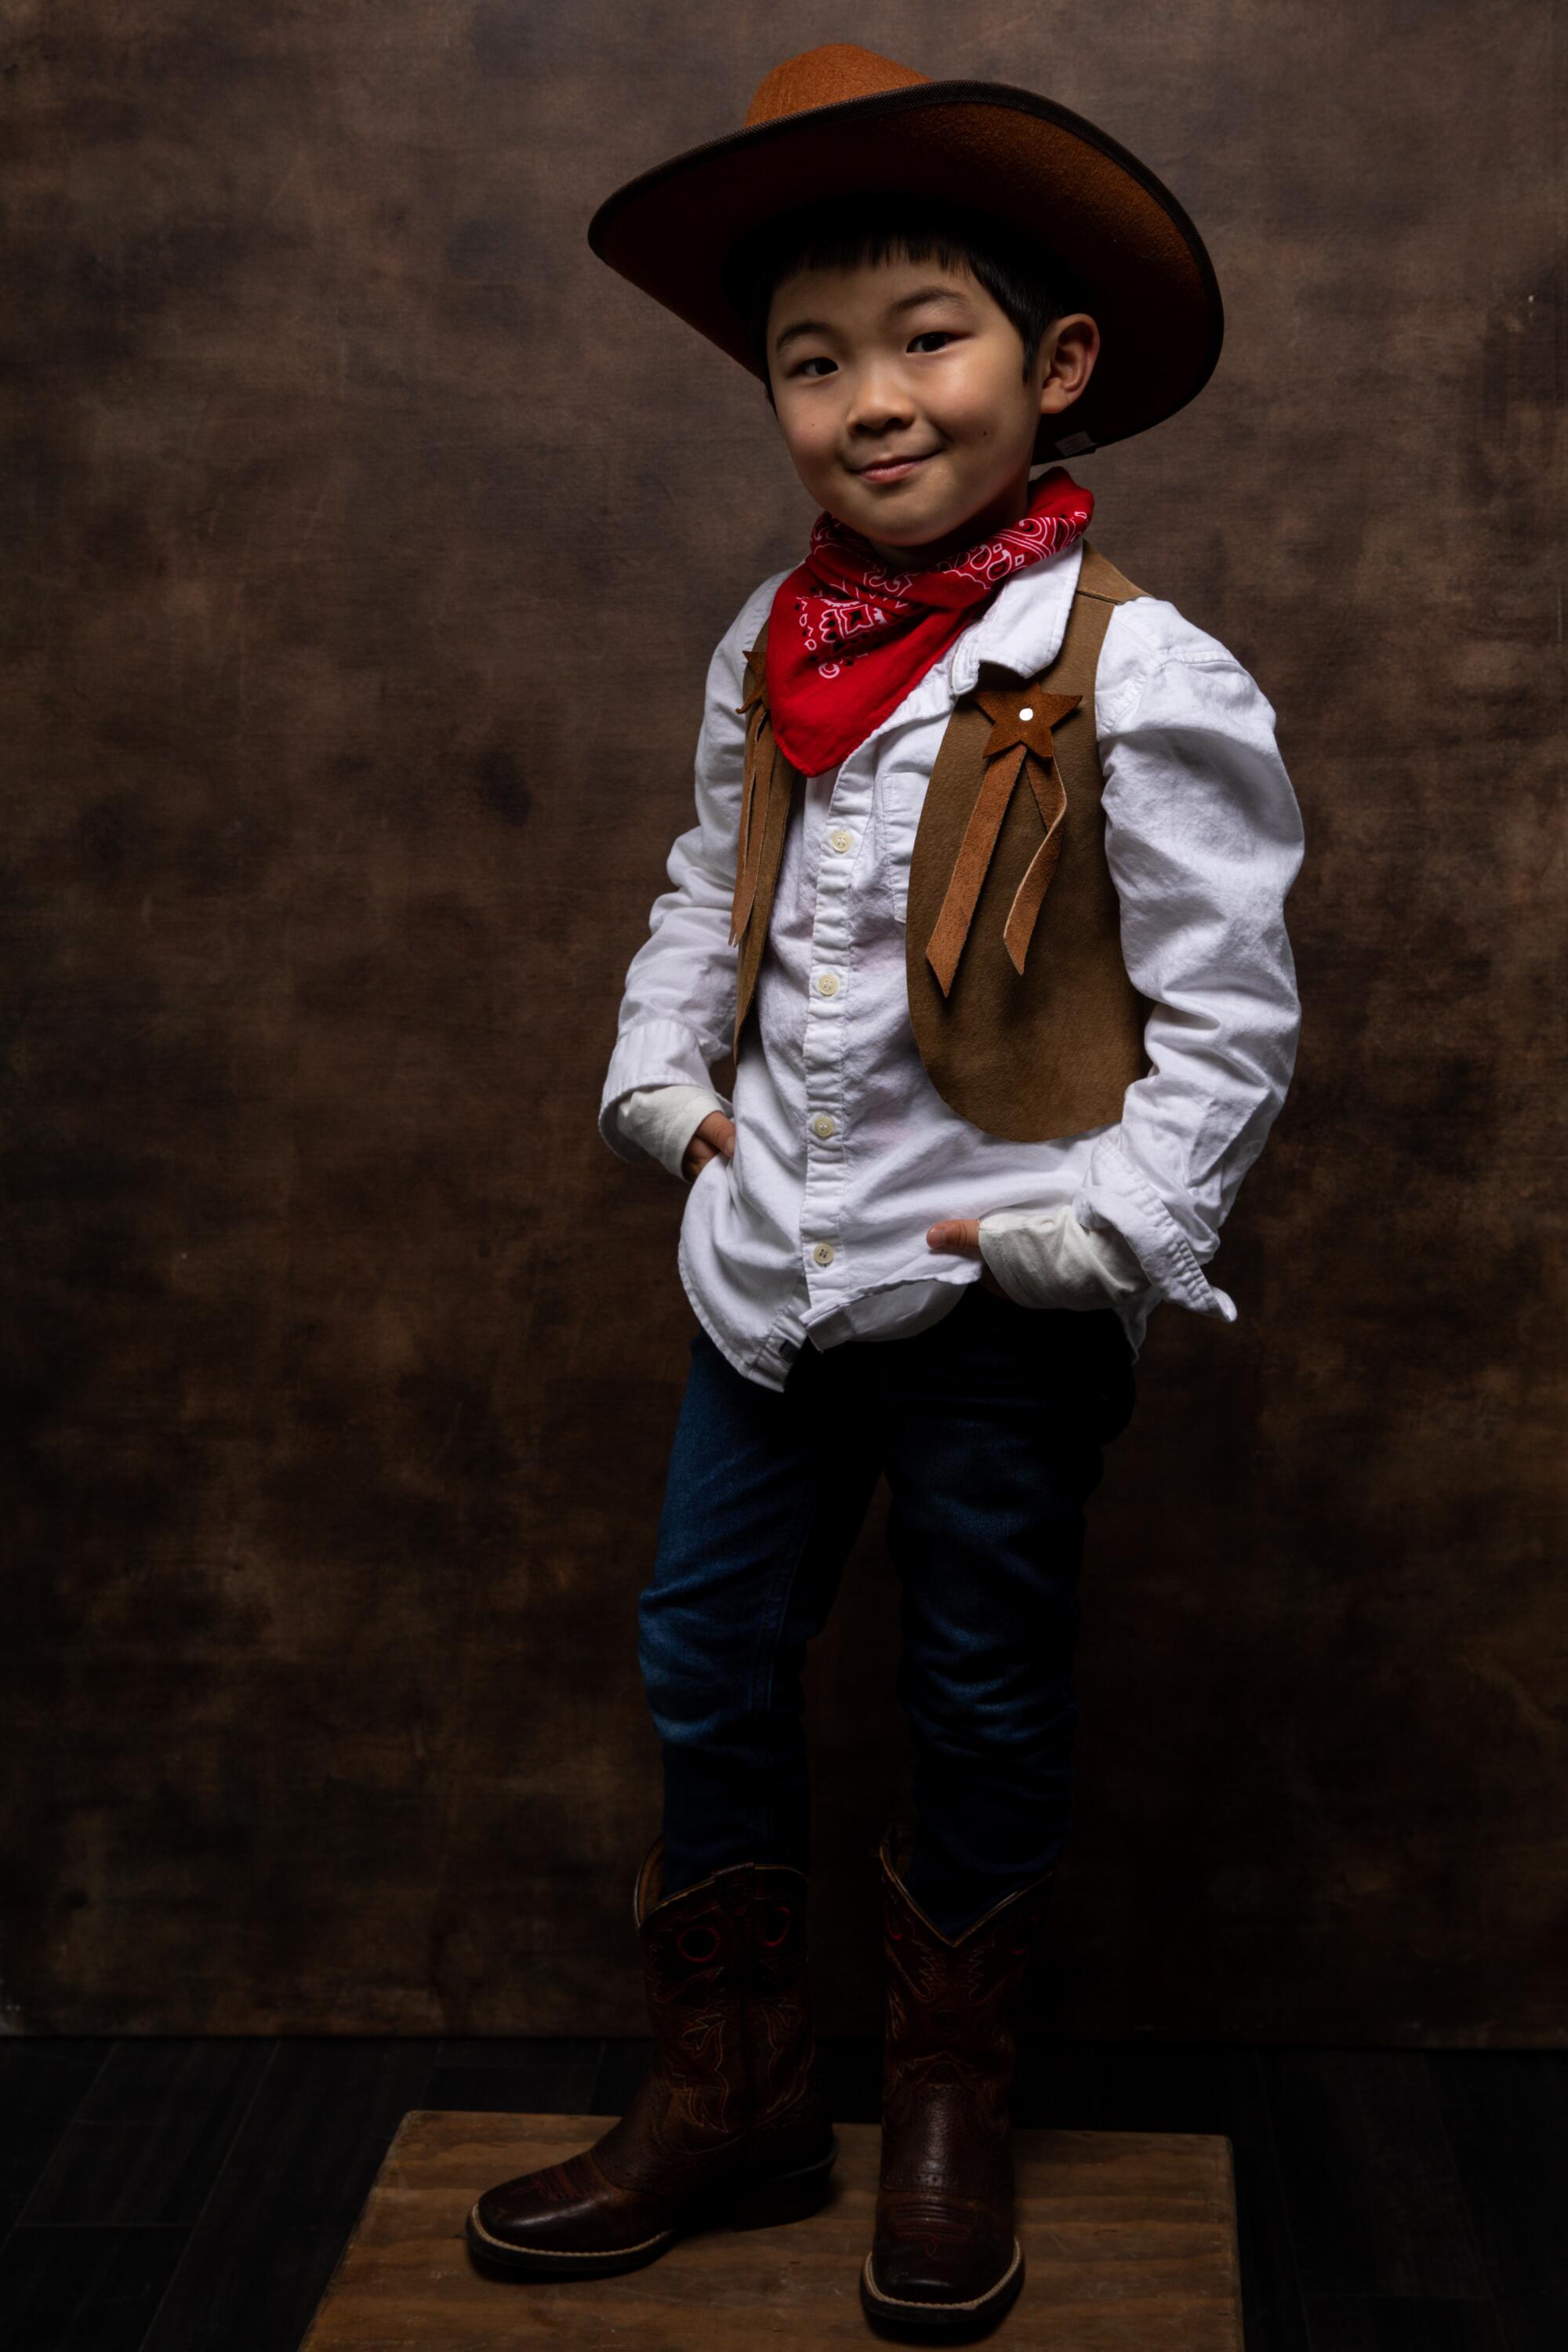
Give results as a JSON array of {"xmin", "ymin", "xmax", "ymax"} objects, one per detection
[{"xmin": 1040, "ymin": 315, "xmax": 1101, "ymax": 414}]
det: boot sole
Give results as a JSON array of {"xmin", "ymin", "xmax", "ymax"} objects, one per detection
[
  {"xmin": 465, "ymin": 2137, "xmax": 838, "ymax": 2279},
  {"xmin": 860, "ymin": 2236, "xmax": 1025, "ymax": 2338}
]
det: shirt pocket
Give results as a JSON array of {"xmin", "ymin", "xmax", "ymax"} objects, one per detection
[{"xmin": 873, "ymin": 762, "xmax": 927, "ymax": 927}]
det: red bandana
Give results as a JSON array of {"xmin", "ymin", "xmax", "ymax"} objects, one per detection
[{"xmin": 764, "ymin": 466, "xmax": 1093, "ymax": 776}]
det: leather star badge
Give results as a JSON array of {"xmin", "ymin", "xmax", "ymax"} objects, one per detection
[{"xmin": 975, "ymin": 686, "xmax": 1081, "ymax": 760}]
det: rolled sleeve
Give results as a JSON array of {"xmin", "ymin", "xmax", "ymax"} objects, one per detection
[
  {"xmin": 1070, "ymin": 629, "xmax": 1306, "ymax": 1325},
  {"xmin": 599, "ymin": 1022, "xmax": 735, "ymax": 1164}
]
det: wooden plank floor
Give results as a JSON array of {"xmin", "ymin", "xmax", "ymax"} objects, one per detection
[
  {"xmin": 300, "ymin": 2110, "xmax": 1243, "ymax": 2350},
  {"xmin": 0, "ymin": 2038, "xmax": 1563, "ymax": 2350}
]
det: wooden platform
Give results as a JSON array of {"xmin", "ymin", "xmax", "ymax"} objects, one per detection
[{"xmin": 300, "ymin": 2110, "xmax": 1244, "ymax": 2348}]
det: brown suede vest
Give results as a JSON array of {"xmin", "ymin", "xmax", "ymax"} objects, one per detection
[{"xmin": 728, "ymin": 539, "xmax": 1153, "ymax": 1143}]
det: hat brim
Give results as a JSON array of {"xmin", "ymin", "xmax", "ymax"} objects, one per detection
[{"xmin": 586, "ymin": 79, "xmax": 1223, "ymax": 463}]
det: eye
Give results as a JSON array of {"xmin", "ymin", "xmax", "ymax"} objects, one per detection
[
  {"xmin": 792, "ymin": 355, "xmax": 837, "ymax": 379},
  {"xmin": 909, "ymin": 330, "xmax": 956, "ymax": 353}
]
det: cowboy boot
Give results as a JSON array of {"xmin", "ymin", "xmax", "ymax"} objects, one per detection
[
  {"xmin": 860, "ymin": 1828, "xmax": 1053, "ymax": 2336},
  {"xmin": 466, "ymin": 1836, "xmax": 837, "ymax": 2278}
]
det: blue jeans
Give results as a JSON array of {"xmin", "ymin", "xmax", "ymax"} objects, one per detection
[{"xmin": 638, "ymin": 1281, "xmax": 1138, "ymax": 1939}]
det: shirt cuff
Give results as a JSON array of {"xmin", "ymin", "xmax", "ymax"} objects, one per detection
[
  {"xmin": 618, "ymin": 1083, "xmax": 730, "ymax": 1181},
  {"xmin": 1072, "ymin": 1134, "xmax": 1239, "ymax": 1324},
  {"xmin": 599, "ymin": 1018, "xmax": 734, "ymax": 1165},
  {"xmin": 978, "ymin": 1207, "xmax": 1148, "ymax": 1311}
]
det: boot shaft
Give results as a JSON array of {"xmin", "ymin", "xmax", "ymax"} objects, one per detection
[
  {"xmin": 633, "ymin": 1839, "xmax": 825, "ymax": 2142},
  {"xmin": 874, "ymin": 1831, "xmax": 1054, "ymax": 2207},
  {"xmin": 877, "ymin": 1834, "xmax": 1054, "ymax": 2083}
]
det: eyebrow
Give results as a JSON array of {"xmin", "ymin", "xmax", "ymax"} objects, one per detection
[{"xmin": 771, "ymin": 284, "xmax": 974, "ymax": 357}]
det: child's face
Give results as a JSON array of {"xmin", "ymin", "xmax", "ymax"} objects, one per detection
[{"xmin": 764, "ymin": 251, "xmax": 1099, "ymax": 568}]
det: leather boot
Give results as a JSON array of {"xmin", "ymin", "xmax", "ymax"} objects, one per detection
[
  {"xmin": 860, "ymin": 1828, "xmax": 1053, "ymax": 2337},
  {"xmin": 466, "ymin": 1837, "xmax": 837, "ymax": 2277}
]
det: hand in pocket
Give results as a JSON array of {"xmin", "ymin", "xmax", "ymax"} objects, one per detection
[
  {"xmin": 681, "ymin": 1110, "xmax": 735, "ymax": 1185},
  {"xmin": 924, "ymin": 1216, "xmax": 1012, "ymax": 1297}
]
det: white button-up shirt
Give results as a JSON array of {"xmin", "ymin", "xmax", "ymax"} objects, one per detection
[{"xmin": 598, "ymin": 535, "xmax": 1305, "ymax": 1392}]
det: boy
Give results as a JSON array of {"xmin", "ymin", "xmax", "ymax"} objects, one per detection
[{"xmin": 468, "ymin": 44, "xmax": 1303, "ymax": 2336}]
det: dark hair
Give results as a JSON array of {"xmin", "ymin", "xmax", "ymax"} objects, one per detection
[{"xmin": 722, "ymin": 191, "xmax": 1086, "ymax": 401}]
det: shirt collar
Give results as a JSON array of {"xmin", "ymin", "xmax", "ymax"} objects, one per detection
[{"xmin": 949, "ymin": 534, "xmax": 1086, "ymax": 695}]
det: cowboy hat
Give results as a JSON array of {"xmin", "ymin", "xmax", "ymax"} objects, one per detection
[{"xmin": 586, "ymin": 42, "xmax": 1223, "ymax": 464}]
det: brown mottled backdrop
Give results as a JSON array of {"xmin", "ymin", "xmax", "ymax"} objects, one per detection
[{"xmin": 2, "ymin": 3, "xmax": 1562, "ymax": 2041}]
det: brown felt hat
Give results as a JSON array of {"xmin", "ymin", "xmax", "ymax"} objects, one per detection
[{"xmin": 586, "ymin": 43, "xmax": 1224, "ymax": 465}]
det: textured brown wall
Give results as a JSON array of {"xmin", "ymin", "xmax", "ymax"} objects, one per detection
[{"xmin": 2, "ymin": 3, "xmax": 1562, "ymax": 2041}]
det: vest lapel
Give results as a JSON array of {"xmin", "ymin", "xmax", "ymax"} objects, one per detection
[{"xmin": 904, "ymin": 539, "xmax": 1155, "ymax": 1141}]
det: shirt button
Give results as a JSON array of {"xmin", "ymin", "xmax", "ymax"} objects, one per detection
[
  {"xmin": 812, "ymin": 1242, "xmax": 835, "ymax": 1266},
  {"xmin": 829, "ymin": 827, "xmax": 853, "ymax": 852},
  {"xmin": 816, "ymin": 973, "xmax": 840, "ymax": 996},
  {"xmin": 1018, "ymin": 705, "xmax": 1034, "ymax": 722},
  {"xmin": 812, "ymin": 1114, "xmax": 835, "ymax": 1138}
]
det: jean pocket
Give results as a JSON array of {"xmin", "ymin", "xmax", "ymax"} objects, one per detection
[
  {"xmin": 1077, "ymin": 1319, "xmax": 1137, "ymax": 1444},
  {"xmin": 967, "ymin": 1294, "xmax": 1137, "ymax": 1436}
]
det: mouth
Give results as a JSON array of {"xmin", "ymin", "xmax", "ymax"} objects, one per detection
[{"xmin": 851, "ymin": 452, "xmax": 935, "ymax": 484}]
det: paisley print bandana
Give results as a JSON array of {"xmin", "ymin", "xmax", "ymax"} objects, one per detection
[{"xmin": 763, "ymin": 465, "xmax": 1093, "ymax": 775}]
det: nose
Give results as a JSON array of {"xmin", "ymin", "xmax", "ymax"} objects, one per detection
[{"xmin": 843, "ymin": 357, "xmax": 916, "ymax": 441}]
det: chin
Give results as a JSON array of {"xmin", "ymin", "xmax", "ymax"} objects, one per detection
[{"xmin": 845, "ymin": 501, "xmax": 945, "ymax": 543}]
